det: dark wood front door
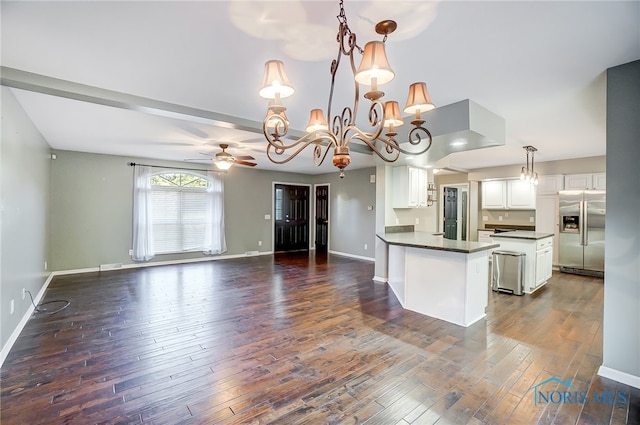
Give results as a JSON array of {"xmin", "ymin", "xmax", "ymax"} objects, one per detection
[
  {"xmin": 274, "ymin": 184, "xmax": 310, "ymax": 252},
  {"xmin": 444, "ymin": 187, "xmax": 458, "ymax": 240},
  {"xmin": 315, "ymin": 185, "xmax": 329, "ymax": 253}
]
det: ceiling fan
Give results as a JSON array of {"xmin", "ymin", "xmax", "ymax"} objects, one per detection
[{"xmin": 185, "ymin": 143, "xmax": 257, "ymax": 170}]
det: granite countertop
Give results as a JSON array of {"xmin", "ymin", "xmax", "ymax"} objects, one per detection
[
  {"xmin": 489, "ymin": 230, "xmax": 554, "ymax": 240},
  {"xmin": 377, "ymin": 232, "xmax": 499, "ymax": 254}
]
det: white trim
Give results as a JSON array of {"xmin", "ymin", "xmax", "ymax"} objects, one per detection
[
  {"xmin": 0, "ymin": 273, "xmax": 54, "ymax": 368},
  {"xmin": 328, "ymin": 250, "xmax": 375, "ymax": 262},
  {"xmin": 372, "ymin": 275, "xmax": 388, "ymax": 283},
  {"xmin": 53, "ymin": 251, "xmax": 276, "ymax": 276},
  {"xmin": 598, "ymin": 365, "xmax": 640, "ymax": 389}
]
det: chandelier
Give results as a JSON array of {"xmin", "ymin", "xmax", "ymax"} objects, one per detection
[
  {"xmin": 259, "ymin": 0, "xmax": 435, "ymax": 178},
  {"xmin": 520, "ymin": 145, "xmax": 539, "ymax": 185}
]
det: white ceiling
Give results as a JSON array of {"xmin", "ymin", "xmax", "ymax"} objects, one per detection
[{"xmin": 2, "ymin": 1, "xmax": 639, "ymax": 175}]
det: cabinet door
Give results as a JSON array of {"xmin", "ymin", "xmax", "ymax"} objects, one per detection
[
  {"xmin": 593, "ymin": 173, "xmax": 606, "ymax": 190},
  {"xmin": 565, "ymin": 174, "xmax": 593, "ymax": 190},
  {"xmin": 544, "ymin": 249, "xmax": 553, "ymax": 281},
  {"xmin": 482, "ymin": 181, "xmax": 507, "ymax": 209},
  {"xmin": 408, "ymin": 167, "xmax": 420, "ymax": 207},
  {"xmin": 537, "ymin": 175, "xmax": 564, "ymax": 195},
  {"xmin": 507, "ymin": 179, "xmax": 536, "ymax": 209},
  {"xmin": 535, "ymin": 249, "xmax": 546, "ymax": 286},
  {"xmin": 417, "ymin": 168, "xmax": 427, "ymax": 206}
]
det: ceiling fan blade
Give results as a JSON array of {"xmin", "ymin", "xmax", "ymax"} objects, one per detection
[
  {"xmin": 235, "ymin": 155, "xmax": 256, "ymax": 161},
  {"xmin": 234, "ymin": 159, "xmax": 257, "ymax": 167}
]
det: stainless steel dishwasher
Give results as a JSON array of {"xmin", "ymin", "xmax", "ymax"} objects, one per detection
[{"xmin": 492, "ymin": 250, "xmax": 525, "ymax": 295}]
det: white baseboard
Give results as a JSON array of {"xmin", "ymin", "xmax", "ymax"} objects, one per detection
[
  {"xmin": 328, "ymin": 250, "xmax": 375, "ymax": 262},
  {"xmin": 0, "ymin": 273, "xmax": 53, "ymax": 368},
  {"xmin": 598, "ymin": 365, "xmax": 640, "ymax": 389},
  {"xmin": 53, "ymin": 251, "xmax": 275, "ymax": 276},
  {"xmin": 372, "ymin": 275, "xmax": 388, "ymax": 283}
]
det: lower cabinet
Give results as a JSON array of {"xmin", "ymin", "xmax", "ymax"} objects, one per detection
[{"xmin": 491, "ymin": 236, "xmax": 553, "ymax": 293}]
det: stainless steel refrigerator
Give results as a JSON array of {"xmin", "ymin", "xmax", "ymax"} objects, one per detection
[{"xmin": 558, "ymin": 190, "xmax": 605, "ymax": 276}]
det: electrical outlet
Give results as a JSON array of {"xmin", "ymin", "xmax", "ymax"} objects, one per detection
[
  {"xmin": 22, "ymin": 288, "xmax": 26, "ymax": 300},
  {"xmin": 364, "ymin": 244, "xmax": 368, "ymax": 250},
  {"xmin": 498, "ymin": 216, "xmax": 503, "ymax": 222},
  {"xmin": 264, "ymin": 214, "xmax": 271, "ymax": 220},
  {"xmin": 44, "ymin": 261, "xmax": 48, "ymax": 270},
  {"xmin": 483, "ymin": 216, "xmax": 488, "ymax": 222},
  {"xmin": 370, "ymin": 174, "xmax": 376, "ymax": 183},
  {"xmin": 10, "ymin": 299, "xmax": 15, "ymax": 315},
  {"xmin": 258, "ymin": 241, "xmax": 262, "ymax": 246},
  {"xmin": 128, "ymin": 249, "xmax": 133, "ymax": 255},
  {"xmin": 530, "ymin": 216, "xmax": 535, "ymax": 223}
]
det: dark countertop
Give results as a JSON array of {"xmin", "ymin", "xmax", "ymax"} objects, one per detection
[
  {"xmin": 489, "ymin": 230, "xmax": 554, "ymax": 240},
  {"xmin": 484, "ymin": 224, "xmax": 536, "ymax": 231},
  {"xmin": 377, "ymin": 232, "xmax": 500, "ymax": 254}
]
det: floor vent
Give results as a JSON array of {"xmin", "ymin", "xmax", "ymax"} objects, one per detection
[{"xmin": 245, "ymin": 251, "xmax": 259, "ymax": 256}]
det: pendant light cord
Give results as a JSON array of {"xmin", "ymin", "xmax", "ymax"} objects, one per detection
[{"xmin": 25, "ymin": 290, "xmax": 70, "ymax": 315}]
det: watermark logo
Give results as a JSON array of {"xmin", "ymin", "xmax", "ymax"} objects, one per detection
[{"xmin": 530, "ymin": 377, "xmax": 628, "ymax": 406}]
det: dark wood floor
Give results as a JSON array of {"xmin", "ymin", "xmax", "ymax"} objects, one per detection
[{"xmin": 1, "ymin": 253, "xmax": 638, "ymax": 424}]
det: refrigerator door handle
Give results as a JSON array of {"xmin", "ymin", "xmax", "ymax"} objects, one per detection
[
  {"xmin": 583, "ymin": 200, "xmax": 588, "ymax": 246},
  {"xmin": 579, "ymin": 200, "xmax": 585, "ymax": 246}
]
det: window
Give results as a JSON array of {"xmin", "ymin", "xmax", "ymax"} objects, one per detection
[
  {"xmin": 150, "ymin": 172, "xmax": 212, "ymax": 254},
  {"xmin": 132, "ymin": 166, "xmax": 225, "ymax": 261}
]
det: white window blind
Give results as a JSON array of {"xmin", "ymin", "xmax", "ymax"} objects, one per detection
[{"xmin": 151, "ymin": 186, "xmax": 209, "ymax": 253}]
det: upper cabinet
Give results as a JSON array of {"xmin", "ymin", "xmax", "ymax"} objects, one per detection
[
  {"xmin": 507, "ymin": 180, "xmax": 536, "ymax": 209},
  {"xmin": 482, "ymin": 179, "xmax": 535, "ymax": 209},
  {"xmin": 565, "ymin": 173, "xmax": 606, "ymax": 190},
  {"xmin": 481, "ymin": 180, "xmax": 507, "ymax": 209},
  {"xmin": 536, "ymin": 175, "xmax": 564, "ymax": 195},
  {"xmin": 392, "ymin": 166, "xmax": 428, "ymax": 208}
]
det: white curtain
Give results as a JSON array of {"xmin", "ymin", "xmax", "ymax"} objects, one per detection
[
  {"xmin": 132, "ymin": 165, "xmax": 155, "ymax": 261},
  {"xmin": 204, "ymin": 171, "xmax": 227, "ymax": 255}
]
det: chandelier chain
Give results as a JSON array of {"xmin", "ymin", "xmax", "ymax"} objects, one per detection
[{"xmin": 337, "ymin": 0, "xmax": 363, "ymax": 54}]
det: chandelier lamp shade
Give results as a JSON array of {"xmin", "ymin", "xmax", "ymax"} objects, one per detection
[
  {"xmin": 258, "ymin": 0, "xmax": 435, "ymax": 178},
  {"xmin": 520, "ymin": 145, "xmax": 539, "ymax": 185}
]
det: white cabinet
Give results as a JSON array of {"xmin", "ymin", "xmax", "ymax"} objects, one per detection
[
  {"xmin": 565, "ymin": 173, "xmax": 606, "ymax": 190},
  {"xmin": 392, "ymin": 166, "xmax": 427, "ymax": 208},
  {"xmin": 490, "ymin": 235, "xmax": 553, "ymax": 293},
  {"xmin": 481, "ymin": 179, "xmax": 535, "ymax": 209},
  {"xmin": 481, "ymin": 180, "xmax": 507, "ymax": 209},
  {"xmin": 593, "ymin": 173, "xmax": 606, "ymax": 190},
  {"xmin": 477, "ymin": 230, "xmax": 494, "ymax": 243},
  {"xmin": 535, "ymin": 238, "xmax": 553, "ymax": 286},
  {"xmin": 537, "ymin": 175, "xmax": 564, "ymax": 195},
  {"xmin": 507, "ymin": 180, "xmax": 536, "ymax": 209}
]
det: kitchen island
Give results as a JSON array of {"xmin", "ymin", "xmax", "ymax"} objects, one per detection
[
  {"xmin": 377, "ymin": 232, "xmax": 499, "ymax": 327},
  {"xmin": 490, "ymin": 231, "xmax": 555, "ymax": 294}
]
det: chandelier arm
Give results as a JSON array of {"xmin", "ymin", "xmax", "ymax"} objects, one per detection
[
  {"xmin": 265, "ymin": 131, "xmax": 338, "ymax": 165},
  {"xmin": 312, "ymin": 142, "xmax": 333, "ymax": 166},
  {"xmin": 341, "ymin": 99, "xmax": 385, "ymax": 149},
  {"xmin": 358, "ymin": 136, "xmax": 401, "ymax": 162},
  {"xmin": 349, "ymin": 48, "xmax": 360, "ymax": 126}
]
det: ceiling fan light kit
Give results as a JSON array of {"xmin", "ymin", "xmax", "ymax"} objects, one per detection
[
  {"xmin": 186, "ymin": 143, "xmax": 257, "ymax": 170},
  {"xmin": 258, "ymin": 0, "xmax": 435, "ymax": 178}
]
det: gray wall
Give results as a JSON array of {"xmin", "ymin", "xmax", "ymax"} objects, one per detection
[
  {"xmin": 48, "ymin": 150, "xmax": 375, "ymax": 270},
  {"xmin": 603, "ymin": 60, "xmax": 640, "ymax": 383},
  {"xmin": 315, "ymin": 167, "xmax": 376, "ymax": 258},
  {"xmin": 1, "ymin": 88, "xmax": 51, "ymax": 351}
]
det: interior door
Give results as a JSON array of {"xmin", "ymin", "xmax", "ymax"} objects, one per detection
[
  {"xmin": 315, "ymin": 185, "xmax": 329, "ymax": 253},
  {"xmin": 444, "ymin": 187, "xmax": 458, "ymax": 240},
  {"xmin": 274, "ymin": 184, "xmax": 310, "ymax": 252}
]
